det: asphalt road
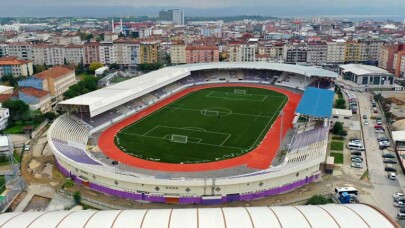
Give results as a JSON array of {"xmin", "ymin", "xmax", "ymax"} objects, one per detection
[{"xmin": 354, "ymin": 91, "xmax": 402, "ymax": 218}]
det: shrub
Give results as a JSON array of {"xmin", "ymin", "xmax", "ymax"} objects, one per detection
[
  {"xmin": 73, "ymin": 191, "xmax": 81, "ymax": 204},
  {"xmin": 62, "ymin": 180, "xmax": 74, "ymax": 189},
  {"xmin": 307, "ymin": 194, "xmax": 334, "ymax": 205}
]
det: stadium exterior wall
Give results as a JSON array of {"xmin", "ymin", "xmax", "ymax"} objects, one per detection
[{"xmin": 52, "ymin": 147, "xmax": 322, "ymax": 204}]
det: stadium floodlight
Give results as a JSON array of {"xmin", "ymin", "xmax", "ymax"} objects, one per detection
[
  {"xmin": 203, "ymin": 110, "xmax": 219, "ymax": 116},
  {"xmin": 234, "ymin": 89, "xmax": 246, "ymax": 94},
  {"xmin": 171, "ymin": 134, "xmax": 188, "ymax": 143}
]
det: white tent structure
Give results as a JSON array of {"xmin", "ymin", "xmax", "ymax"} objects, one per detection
[{"xmin": 0, "ymin": 204, "xmax": 397, "ymax": 228}]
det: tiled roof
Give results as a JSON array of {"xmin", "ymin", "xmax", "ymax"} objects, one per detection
[
  {"xmin": 35, "ymin": 65, "xmax": 74, "ymax": 80},
  {"xmin": 0, "ymin": 57, "xmax": 31, "ymax": 65},
  {"xmin": 18, "ymin": 87, "xmax": 49, "ymax": 98},
  {"xmin": 186, "ymin": 46, "xmax": 219, "ymax": 51}
]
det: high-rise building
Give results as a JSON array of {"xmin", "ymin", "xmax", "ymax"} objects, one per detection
[{"xmin": 159, "ymin": 9, "xmax": 184, "ymax": 25}]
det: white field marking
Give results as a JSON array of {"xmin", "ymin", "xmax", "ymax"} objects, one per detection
[
  {"xmin": 117, "ymin": 131, "xmax": 246, "ymax": 150},
  {"xmin": 250, "ymin": 96, "xmax": 288, "ymax": 149},
  {"xmin": 168, "ymin": 103, "xmax": 184, "ymax": 112},
  {"xmin": 181, "ymin": 127, "xmax": 207, "ymax": 131},
  {"xmin": 157, "ymin": 125, "xmax": 231, "ymax": 136},
  {"xmin": 164, "ymin": 106, "xmax": 273, "ymax": 119},
  {"xmin": 254, "ymin": 112, "xmax": 263, "ymax": 121},
  {"xmin": 220, "ymin": 134, "xmax": 232, "ymax": 146},
  {"xmin": 163, "ymin": 134, "xmax": 202, "ymax": 143},
  {"xmin": 143, "ymin": 125, "xmax": 161, "ymax": 136},
  {"xmin": 206, "ymin": 90, "xmax": 282, "ymax": 101},
  {"xmin": 123, "ymin": 91, "xmax": 196, "ymax": 130}
]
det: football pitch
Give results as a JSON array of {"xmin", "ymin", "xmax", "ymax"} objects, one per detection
[{"xmin": 114, "ymin": 87, "xmax": 288, "ymax": 164}]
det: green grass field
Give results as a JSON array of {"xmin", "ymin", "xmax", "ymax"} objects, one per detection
[{"xmin": 115, "ymin": 87, "xmax": 287, "ymax": 164}]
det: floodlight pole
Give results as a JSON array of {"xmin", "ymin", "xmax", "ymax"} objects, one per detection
[{"xmin": 279, "ymin": 110, "xmax": 284, "ymax": 150}]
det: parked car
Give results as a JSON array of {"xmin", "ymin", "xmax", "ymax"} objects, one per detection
[
  {"xmin": 378, "ymin": 137, "xmax": 389, "ymax": 142},
  {"xmin": 393, "ymin": 192, "xmax": 405, "ymax": 199},
  {"xmin": 389, "ymin": 172, "xmax": 397, "ymax": 180},
  {"xmin": 382, "ymin": 154, "xmax": 396, "ymax": 158},
  {"xmin": 24, "ymin": 144, "xmax": 30, "ymax": 151},
  {"xmin": 363, "ymin": 115, "xmax": 367, "ymax": 119},
  {"xmin": 394, "ymin": 201, "xmax": 405, "ymax": 208},
  {"xmin": 379, "ymin": 141, "xmax": 390, "ymax": 147},
  {"xmin": 375, "ymin": 129, "xmax": 385, "ymax": 134},
  {"xmin": 351, "ymin": 155, "xmax": 363, "ymax": 161},
  {"xmin": 385, "ymin": 166, "xmax": 397, "ymax": 172},
  {"xmin": 351, "ymin": 162, "xmax": 363, "ymax": 169},
  {"xmin": 364, "ymin": 120, "xmax": 369, "ymax": 125},
  {"xmin": 351, "ymin": 158, "xmax": 363, "ymax": 163},
  {"xmin": 351, "ymin": 151, "xmax": 362, "ymax": 156},
  {"xmin": 383, "ymin": 159, "xmax": 397, "ymax": 164}
]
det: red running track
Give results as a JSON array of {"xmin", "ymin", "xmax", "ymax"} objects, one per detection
[{"xmin": 98, "ymin": 83, "xmax": 302, "ymax": 172}]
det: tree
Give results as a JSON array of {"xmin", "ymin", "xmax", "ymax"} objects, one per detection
[
  {"xmin": 2, "ymin": 100, "xmax": 29, "ymax": 122},
  {"xmin": 33, "ymin": 64, "xmax": 47, "ymax": 74},
  {"xmin": 307, "ymin": 195, "xmax": 333, "ymax": 205},
  {"xmin": 43, "ymin": 112, "xmax": 57, "ymax": 121},
  {"xmin": 109, "ymin": 63, "xmax": 120, "ymax": 70},
  {"xmin": 73, "ymin": 191, "xmax": 81, "ymax": 204},
  {"xmin": 89, "ymin": 62, "xmax": 103, "ymax": 73},
  {"xmin": 332, "ymin": 122, "xmax": 343, "ymax": 135},
  {"xmin": 334, "ymin": 98, "xmax": 346, "ymax": 109},
  {"xmin": 0, "ymin": 74, "xmax": 19, "ymax": 87},
  {"xmin": 76, "ymin": 59, "xmax": 85, "ymax": 75}
]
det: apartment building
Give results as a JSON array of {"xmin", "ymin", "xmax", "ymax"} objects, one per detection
[
  {"xmin": 307, "ymin": 41, "xmax": 327, "ymax": 65},
  {"xmin": 112, "ymin": 40, "xmax": 140, "ymax": 66},
  {"xmin": 139, "ymin": 41, "xmax": 159, "ymax": 64},
  {"xmin": 228, "ymin": 43, "xmax": 256, "ymax": 62},
  {"xmin": 0, "ymin": 43, "xmax": 8, "ymax": 58},
  {"xmin": 284, "ymin": 43, "xmax": 308, "ymax": 64},
  {"xmin": 393, "ymin": 51, "xmax": 405, "ymax": 78},
  {"xmin": 64, "ymin": 45, "xmax": 84, "ymax": 65},
  {"xmin": 32, "ymin": 44, "xmax": 65, "ymax": 66},
  {"xmin": 326, "ymin": 40, "xmax": 345, "ymax": 65},
  {"xmin": 99, "ymin": 42, "xmax": 116, "ymax": 65},
  {"xmin": 344, "ymin": 41, "xmax": 361, "ymax": 63},
  {"xmin": 358, "ymin": 39, "xmax": 384, "ymax": 64},
  {"xmin": 170, "ymin": 40, "xmax": 186, "ymax": 64},
  {"xmin": 0, "ymin": 56, "xmax": 33, "ymax": 77},
  {"xmin": 379, "ymin": 44, "xmax": 405, "ymax": 74},
  {"xmin": 7, "ymin": 42, "xmax": 33, "ymax": 61},
  {"xmin": 185, "ymin": 46, "xmax": 219, "ymax": 63},
  {"xmin": 83, "ymin": 41, "xmax": 100, "ymax": 65}
]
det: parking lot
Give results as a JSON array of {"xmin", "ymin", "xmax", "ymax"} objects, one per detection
[{"xmin": 352, "ymin": 90, "xmax": 403, "ymax": 218}]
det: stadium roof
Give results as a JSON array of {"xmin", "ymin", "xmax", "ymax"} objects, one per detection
[
  {"xmin": 339, "ymin": 64, "xmax": 393, "ymax": 76},
  {"xmin": 296, "ymin": 87, "xmax": 334, "ymax": 118},
  {"xmin": 58, "ymin": 62, "xmax": 337, "ymax": 117},
  {"xmin": 0, "ymin": 205, "xmax": 397, "ymax": 228}
]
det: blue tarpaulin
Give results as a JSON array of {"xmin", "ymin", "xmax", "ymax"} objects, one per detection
[{"xmin": 296, "ymin": 87, "xmax": 334, "ymax": 118}]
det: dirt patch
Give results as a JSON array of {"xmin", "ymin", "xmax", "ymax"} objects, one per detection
[
  {"xmin": 5, "ymin": 191, "xmax": 27, "ymax": 212},
  {"xmin": 23, "ymin": 195, "xmax": 51, "ymax": 212}
]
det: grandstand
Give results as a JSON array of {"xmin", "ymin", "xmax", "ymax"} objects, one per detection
[{"xmin": 48, "ymin": 62, "xmax": 337, "ymax": 204}]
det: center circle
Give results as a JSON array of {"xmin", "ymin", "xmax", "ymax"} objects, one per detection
[{"xmin": 200, "ymin": 107, "xmax": 233, "ymax": 117}]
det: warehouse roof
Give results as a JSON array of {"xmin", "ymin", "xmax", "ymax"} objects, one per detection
[{"xmin": 340, "ymin": 64, "xmax": 392, "ymax": 76}]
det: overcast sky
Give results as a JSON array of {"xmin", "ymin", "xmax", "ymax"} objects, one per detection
[{"xmin": 1, "ymin": 0, "xmax": 405, "ymax": 17}]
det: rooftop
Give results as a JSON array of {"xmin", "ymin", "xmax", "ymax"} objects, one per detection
[
  {"xmin": 0, "ymin": 56, "xmax": 31, "ymax": 65},
  {"xmin": 35, "ymin": 65, "xmax": 74, "ymax": 80},
  {"xmin": 340, "ymin": 64, "xmax": 392, "ymax": 76},
  {"xmin": 18, "ymin": 87, "xmax": 49, "ymax": 98},
  {"xmin": 296, "ymin": 87, "xmax": 335, "ymax": 119}
]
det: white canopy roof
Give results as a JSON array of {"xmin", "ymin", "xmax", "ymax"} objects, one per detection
[
  {"xmin": 0, "ymin": 204, "xmax": 396, "ymax": 228},
  {"xmin": 58, "ymin": 62, "xmax": 337, "ymax": 117},
  {"xmin": 392, "ymin": 130, "xmax": 405, "ymax": 142}
]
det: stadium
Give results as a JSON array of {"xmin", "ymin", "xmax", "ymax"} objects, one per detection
[{"xmin": 48, "ymin": 62, "xmax": 337, "ymax": 204}]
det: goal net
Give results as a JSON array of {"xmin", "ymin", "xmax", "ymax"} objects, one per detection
[
  {"xmin": 234, "ymin": 89, "xmax": 246, "ymax": 94},
  {"xmin": 203, "ymin": 110, "xmax": 219, "ymax": 116},
  {"xmin": 171, "ymin": 134, "xmax": 188, "ymax": 143}
]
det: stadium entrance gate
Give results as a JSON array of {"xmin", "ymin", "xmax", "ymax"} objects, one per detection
[{"xmin": 226, "ymin": 193, "xmax": 240, "ymax": 202}]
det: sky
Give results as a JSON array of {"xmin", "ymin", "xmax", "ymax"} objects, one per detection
[{"xmin": 0, "ymin": 0, "xmax": 405, "ymax": 17}]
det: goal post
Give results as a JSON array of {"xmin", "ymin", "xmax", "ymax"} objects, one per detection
[
  {"xmin": 203, "ymin": 110, "xmax": 219, "ymax": 116},
  {"xmin": 234, "ymin": 89, "xmax": 246, "ymax": 94},
  {"xmin": 171, "ymin": 134, "xmax": 188, "ymax": 143}
]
